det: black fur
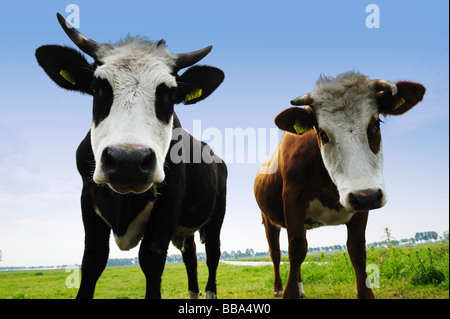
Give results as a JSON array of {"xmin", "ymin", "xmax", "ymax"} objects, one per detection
[
  {"xmin": 36, "ymin": 43, "xmax": 227, "ymax": 299},
  {"xmin": 92, "ymin": 77, "xmax": 114, "ymax": 126},
  {"xmin": 176, "ymin": 65, "xmax": 225, "ymax": 105},
  {"xmin": 76, "ymin": 114, "xmax": 227, "ymax": 299},
  {"xmin": 155, "ymin": 83, "xmax": 175, "ymax": 124},
  {"xmin": 35, "ymin": 45, "xmax": 94, "ymax": 93}
]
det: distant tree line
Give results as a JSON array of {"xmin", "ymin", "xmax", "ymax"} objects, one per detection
[
  {"xmin": 1, "ymin": 230, "xmax": 446, "ymax": 269},
  {"xmin": 415, "ymin": 231, "xmax": 439, "ymax": 242},
  {"xmin": 106, "ymin": 258, "xmax": 139, "ymax": 267},
  {"xmin": 103, "ymin": 230, "xmax": 448, "ymax": 266}
]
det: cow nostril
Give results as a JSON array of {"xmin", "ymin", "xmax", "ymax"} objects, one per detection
[
  {"xmin": 348, "ymin": 193, "xmax": 360, "ymax": 210},
  {"xmin": 140, "ymin": 149, "xmax": 156, "ymax": 174},
  {"xmin": 101, "ymin": 147, "xmax": 117, "ymax": 173},
  {"xmin": 375, "ymin": 189, "xmax": 383, "ymax": 206},
  {"xmin": 347, "ymin": 189, "xmax": 383, "ymax": 211},
  {"xmin": 99, "ymin": 145, "xmax": 156, "ymax": 188}
]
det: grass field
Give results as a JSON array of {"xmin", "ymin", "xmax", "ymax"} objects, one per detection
[{"xmin": 0, "ymin": 242, "xmax": 448, "ymax": 299}]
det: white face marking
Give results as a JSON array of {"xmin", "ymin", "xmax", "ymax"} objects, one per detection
[
  {"xmin": 90, "ymin": 39, "xmax": 177, "ymax": 192},
  {"xmin": 310, "ymin": 72, "xmax": 388, "ymax": 210}
]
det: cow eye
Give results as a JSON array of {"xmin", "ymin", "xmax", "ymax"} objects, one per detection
[
  {"xmin": 91, "ymin": 84, "xmax": 99, "ymax": 95},
  {"xmin": 317, "ymin": 129, "xmax": 329, "ymax": 144},
  {"xmin": 371, "ymin": 119, "xmax": 382, "ymax": 135},
  {"xmin": 155, "ymin": 83, "xmax": 175, "ymax": 124},
  {"xmin": 90, "ymin": 81, "xmax": 101, "ymax": 96}
]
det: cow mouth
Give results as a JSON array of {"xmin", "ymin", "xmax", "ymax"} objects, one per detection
[{"xmin": 108, "ymin": 183, "xmax": 152, "ymax": 194}]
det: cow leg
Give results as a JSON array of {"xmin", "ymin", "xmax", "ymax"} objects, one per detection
[
  {"xmin": 202, "ymin": 219, "xmax": 224, "ymax": 300},
  {"xmin": 181, "ymin": 235, "xmax": 200, "ymax": 298},
  {"xmin": 298, "ymin": 268, "xmax": 306, "ymax": 298},
  {"xmin": 346, "ymin": 211, "xmax": 374, "ymax": 299},
  {"xmin": 202, "ymin": 178, "xmax": 226, "ymax": 299},
  {"xmin": 139, "ymin": 236, "xmax": 170, "ymax": 299},
  {"xmin": 283, "ymin": 229, "xmax": 307, "ymax": 299},
  {"xmin": 282, "ymin": 189, "xmax": 308, "ymax": 299},
  {"xmin": 203, "ymin": 230, "xmax": 221, "ymax": 299},
  {"xmin": 262, "ymin": 213, "xmax": 283, "ymax": 297},
  {"xmin": 77, "ymin": 190, "xmax": 111, "ymax": 299}
]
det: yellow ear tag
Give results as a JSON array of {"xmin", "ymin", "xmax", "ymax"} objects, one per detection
[
  {"xmin": 392, "ymin": 97, "xmax": 405, "ymax": 111},
  {"xmin": 185, "ymin": 88, "xmax": 202, "ymax": 103},
  {"xmin": 293, "ymin": 120, "xmax": 308, "ymax": 135},
  {"xmin": 59, "ymin": 69, "xmax": 76, "ymax": 85}
]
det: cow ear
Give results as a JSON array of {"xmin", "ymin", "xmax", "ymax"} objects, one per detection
[
  {"xmin": 35, "ymin": 45, "xmax": 94, "ymax": 94},
  {"xmin": 275, "ymin": 107, "xmax": 317, "ymax": 135},
  {"xmin": 175, "ymin": 65, "xmax": 224, "ymax": 105},
  {"xmin": 378, "ymin": 82, "xmax": 426, "ymax": 116}
]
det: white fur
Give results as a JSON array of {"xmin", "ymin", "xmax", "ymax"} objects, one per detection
[
  {"xmin": 311, "ymin": 71, "xmax": 387, "ymax": 210},
  {"xmin": 189, "ymin": 291, "xmax": 201, "ymax": 299},
  {"xmin": 274, "ymin": 290, "xmax": 283, "ymax": 297},
  {"xmin": 90, "ymin": 37, "xmax": 177, "ymax": 189},
  {"xmin": 114, "ymin": 200, "xmax": 155, "ymax": 251},
  {"xmin": 298, "ymin": 282, "xmax": 306, "ymax": 299},
  {"xmin": 204, "ymin": 291, "xmax": 217, "ymax": 299},
  {"xmin": 305, "ymin": 198, "xmax": 354, "ymax": 229}
]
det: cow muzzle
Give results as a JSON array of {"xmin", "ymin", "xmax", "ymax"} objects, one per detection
[
  {"xmin": 346, "ymin": 188, "xmax": 385, "ymax": 212},
  {"xmin": 98, "ymin": 144, "xmax": 156, "ymax": 194}
]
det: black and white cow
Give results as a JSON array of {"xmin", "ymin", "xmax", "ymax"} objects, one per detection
[{"xmin": 35, "ymin": 13, "xmax": 227, "ymax": 299}]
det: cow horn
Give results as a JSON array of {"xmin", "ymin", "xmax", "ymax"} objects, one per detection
[
  {"xmin": 174, "ymin": 46, "xmax": 213, "ymax": 71},
  {"xmin": 56, "ymin": 13, "xmax": 101, "ymax": 59},
  {"xmin": 290, "ymin": 93, "xmax": 314, "ymax": 106},
  {"xmin": 372, "ymin": 79, "xmax": 398, "ymax": 96}
]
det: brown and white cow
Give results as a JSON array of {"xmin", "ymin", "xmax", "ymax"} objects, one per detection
[{"xmin": 254, "ymin": 71, "xmax": 425, "ymax": 299}]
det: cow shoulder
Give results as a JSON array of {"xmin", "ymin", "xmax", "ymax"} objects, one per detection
[
  {"xmin": 280, "ymin": 130, "xmax": 337, "ymax": 202},
  {"xmin": 279, "ymin": 131, "xmax": 320, "ymax": 183}
]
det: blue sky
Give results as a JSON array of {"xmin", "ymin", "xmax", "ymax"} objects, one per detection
[{"xmin": 0, "ymin": 0, "xmax": 448, "ymax": 267}]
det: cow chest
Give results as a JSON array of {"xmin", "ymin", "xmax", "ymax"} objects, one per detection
[{"xmin": 304, "ymin": 198, "xmax": 354, "ymax": 229}]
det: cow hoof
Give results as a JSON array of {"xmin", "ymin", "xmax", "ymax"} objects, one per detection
[
  {"xmin": 299, "ymin": 282, "xmax": 307, "ymax": 299},
  {"xmin": 273, "ymin": 290, "xmax": 283, "ymax": 297},
  {"xmin": 189, "ymin": 291, "xmax": 201, "ymax": 299},
  {"xmin": 205, "ymin": 291, "xmax": 217, "ymax": 299}
]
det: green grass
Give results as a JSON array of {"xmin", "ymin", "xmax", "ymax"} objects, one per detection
[{"xmin": 0, "ymin": 242, "xmax": 448, "ymax": 299}]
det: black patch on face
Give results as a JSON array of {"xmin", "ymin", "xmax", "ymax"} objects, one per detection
[
  {"xmin": 367, "ymin": 117, "xmax": 382, "ymax": 154},
  {"xmin": 92, "ymin": 77, "xmax": 114, "ymax": 126},
  {"xmin": 155, "ymin": 83, "xmax": 175, "ymax": 124}
]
